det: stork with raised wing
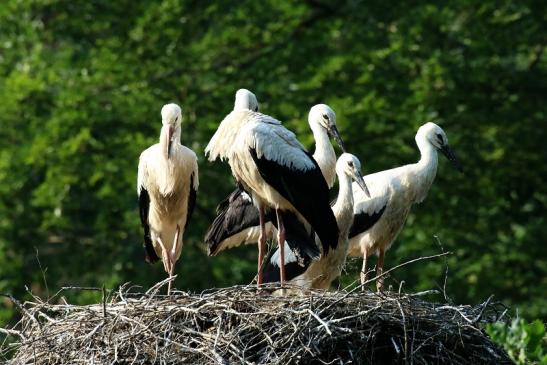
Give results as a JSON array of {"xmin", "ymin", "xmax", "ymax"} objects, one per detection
[
  {"xmin": 348, "ymin": 122, "xmax": 462, "ymax": 291},
  {"xmin": 205, "ymin": 100, "xmax": 339, "ymax": 287},
  {"xmin": 205, "ymin": 103, "xmax": 345, "ymax": 257},
  {"xmin": 264, "ymin": 153, "xmax": 370, "ymax": 289},
  {"xmin": 137, "ymin": 103, "xmax": 198, "ymax": 294}
]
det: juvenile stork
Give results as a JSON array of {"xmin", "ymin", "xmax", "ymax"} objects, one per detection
[
  {"xmin": 205, "ymin": 104, "xmax": 345, "ymax": 256},
  {"xmin": 264, "ymin": 153, "xmax": 370, "ymax": 289},
  {"xmin": 347, "ymin": 122, "xmax": 462, "ymax": 291},
  {"xmin": 205, "ymin": 102, "xmax": 339, "ymax": 287},
  {"xmin": 137, "ymin": 103, "xmax": 199, "ymax": 294}
]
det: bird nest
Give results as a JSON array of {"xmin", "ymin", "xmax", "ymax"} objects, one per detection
[{"xmin": 1, "ymin": 281, "xmax": 512, "ymax": 364}]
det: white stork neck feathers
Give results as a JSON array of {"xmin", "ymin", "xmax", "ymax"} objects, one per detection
[
  {"xmin": 205, "ymin": 110, "xmax": 253, "ymax": 162},
  {"xmin": 409, "ymin": 122, "xmax": 456, "ymax": 203},
  {"xmin": 411, "ymin": 139, "xmax": 438, "ymax": 203},
  {"xmin": 205, "ymin": 88, "xmax": 260, "ymax": 162},
  {"xmin": 309, "ymin": 104, "xmax": 338, "ymax": 188},
  {"xmin": 331, "ymin": 155, "xmax": 358, "ymax": 237},
  {"xmin": 159, "ymin": 103, "xmax": 183, "ymax": 160}
]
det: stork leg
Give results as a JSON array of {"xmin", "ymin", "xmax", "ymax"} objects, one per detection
[
  {"xmin": 156, "ymin": 237, "xmax": 173, "ymax": 294},
  {"xmin": 376, "ymin": 248, "xmax": 385, "ymax": 292},
  {"xmin": 257, "ymin": 206, "xmax": 266, "ymax": 288},
  {"xmin": 360, "ymin": 246, "xmax": 368, "ymax": 291},
  {"xmin": 167, "ymin": 225, "xmax": 181, "ymax": 295},
  {"xmin": 275, "ymin": 209, "xmax": 286, "ymax": 288},
  {"xmin": 157, "ymin": 237, "xmax": 171, "ymax": 274}
]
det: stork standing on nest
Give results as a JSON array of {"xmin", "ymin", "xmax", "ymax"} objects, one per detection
[
  {"xmin": 137, "ymin": 103, "xmax": 198, "ymax": 294},
  {"xmin": 205, "ymin": 95, "xmax": 339, "ymax": 287},
  {"xmin": 264, "ymin": 153, "xmax": 370, "ymax": 289},
  {"xmin": 205, "ymin": 103, "xmax": 345, "ymax": 256},
  {"xmin": 347, "ymin": 122, "xmax": 462, "ymax": 291}
]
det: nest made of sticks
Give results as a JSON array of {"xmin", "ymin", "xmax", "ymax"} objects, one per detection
[{"xmin": 1, "ymin": 281, "xmax": 512, "ymax": 365}]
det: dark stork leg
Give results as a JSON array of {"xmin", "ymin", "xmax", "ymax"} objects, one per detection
[
  {"xmin": 167, "ymin": 225, "xmax": 181, "ymax": 295},
  {"xmin": 376, "ymin": 248, "xmax": 385, "ymax": 292},
  {"xmin": 275, "ymin": 209, "xmax": 286, "ymax": 288},
  {"xmin": 360, "ymin": 246, "xmax": 368, "ymax": 291},
  {"xmin": 257, "ymin": 206, "xmax": 266, "ymax": 287}
]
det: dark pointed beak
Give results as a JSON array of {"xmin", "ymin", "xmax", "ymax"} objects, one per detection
[
  {"xmin": 440, "ymin": 144, "xmax": 463, "ymax": 172},
  {"xmin": 328, "ymin": 124, "xmax": 346, "ymax": 152},
  {"xmin": 166, "ymin": 126, "xmax": 174, "ymax": 159},
  {"xmin": 355, "ymin": 171, "xmax": 371, "ymax": 198}
]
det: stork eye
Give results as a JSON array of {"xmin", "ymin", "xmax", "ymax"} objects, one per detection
[
  {"xmin": 254, "ymin": 106, "xmax": 258, "ymax": 112},
  {"xmin": 175, "ymin": 116, "xmax": 179, "ymax": 122},
  {"xmin": 435, "ymin": 133, "xmax": 443, "ymax": 144},
  {"xmin": 348, "ymin": 161, "xmax": 354, "ymax": 167},
  {"xmin": 322, "ymin": 114, "xmax": 329, "ymax": 120}
]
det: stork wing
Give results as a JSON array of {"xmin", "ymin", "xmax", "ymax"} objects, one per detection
[
  {"xmin": 183, "ymin": 153, "xmax": 199, "ymax": 231},
  {"xmin": 348, "ymin": 179, "xmax": 388, "ymax": 239},
  {"xmin": 349, "ymin": 204, "xmax": 386, "ymax": 239},
  {"xmin": 137, "ymin": 151, "xmax": 159, "ymax": 264},
  {"xmin": 246, "ymin": 122, "xmax": 339, "ymax": 253},
  {"xmin": 204, "ymin": 187, "xmax": 266, "ymax": 255},
  {"xmin": 184, "ymin": 172, "xmax": 197, "ymax": 231},
  {"xmin": 263, "ymin": 241, "xmax": 312, "ymax": 284}
]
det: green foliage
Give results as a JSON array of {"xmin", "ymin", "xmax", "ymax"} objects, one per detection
[
  {"xmin": 0, "ymin": 0, "xmax": 545, "ymax": 335},
  {"xmin": 487, "ymin": 318, "xmax": 547, "ymax": 364}
]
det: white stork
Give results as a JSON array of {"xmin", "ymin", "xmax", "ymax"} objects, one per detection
[
  {"xmin": 347, "ymin": 122, "xmax": 462, "ymax": 291},
  {"xmin": 205, "ymin": 104, "xmax": 345, "ymax": 257},
  {"xmin": 137, "ymin": 103, "xmax": 199, "ymax": 294},
  {"xmin": 264, "ymin": 153, "xmax": 370, "ymax": 289},
  {"xmin": 205, "ymin": 101, "xmax": 339, "ymax": 287}
]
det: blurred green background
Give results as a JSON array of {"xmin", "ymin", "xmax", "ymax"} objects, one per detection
[{"xmin": 0, "ymin": 0, "xmax": 545, "ymax": 334}]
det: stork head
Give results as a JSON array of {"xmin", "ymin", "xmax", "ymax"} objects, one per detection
[
  {"xmin": 234, "ymin": 88, "xmax": 259, "ymax": 112},
  {"xmin": 418, "ymin": 122, "xmax": 463, "ymax": 172},
  {"xmin": 161, "ymin": 103, "xmax": 182, "ymax": 159},
  {"xmin": 336, "ymin": 153, "xmax": 370, "ymax": 198},
  {"xmin": 309, "ymin": 104, "xmax": 346, "ymax": 152}
]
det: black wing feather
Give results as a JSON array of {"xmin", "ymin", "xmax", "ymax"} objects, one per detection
[
  {"xmin": 262, "ymin": 248, "xmax": 313, "ymax": 283},
  {"xmin": 263, "ymin": 212, "xmax": 321, "ymax": 283},
  {"xmin": 272, "ymin": 211, "xmax": 320, "ymax": 259},
  {"xmin": 185, "ymin": 173, "xmax": 197, "ymax": 231},
  {"xmin": 204, "ymin": 187, "xmax": 268, "ymax": 255},
  {"xmin": 138, "ymin": 186, "xmax": 159, "ymax": 264},
  {"xmin": 349, "ymin": 205, "xmax": 387, "ymax": 239},
  {"xmin": 250, "ymin": 148, "xmax": 339, "ymax": 253},
  {"xmin": 205, "ymin": 187, "xmax": 320, "ymax": 260}
]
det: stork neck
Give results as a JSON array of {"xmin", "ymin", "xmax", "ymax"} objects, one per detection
[
  {"xmin": 332, "ymin": 173, "xmax": 354, "ymax": 235},
  {"xmin": 159, "ymin": 124, "xmax": 181, "ymax": 159},
  {"xmin": 310, "ymin": 123, "xmax": 336, "ymax": 188},
  {"xmin": 413, "ymin": 135, "xmax": 439, "ymax": 202}
]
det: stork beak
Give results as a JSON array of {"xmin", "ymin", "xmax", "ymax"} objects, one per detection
[
  {"xmin": 165, "ymin": 126, "xmax": 174, "ymax": 159},
  {"xmin": 440, "ymin": 144, "xmax": 463, "ymax": 172},
  {"xmin": 355, "ymin": 171, "xmax": 371, "ymax": 198},
  {"xmin": 328, "ymin": 125, "xmax": 346, "ymax": 152}
]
